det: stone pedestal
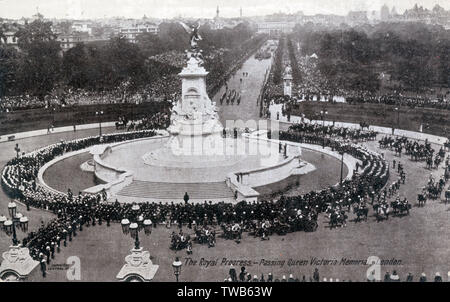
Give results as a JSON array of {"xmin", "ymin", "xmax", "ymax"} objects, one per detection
[
  {"xmin": 0, "ymin": 245, "xmax": 39, "ymax": 281},
  {"xmin": 283, "ymin": 73, "xmax": 293, "ymax": 97},
  {"xmin": 116, "ymin": 247, "xmax": 159, "ymax": 282}
]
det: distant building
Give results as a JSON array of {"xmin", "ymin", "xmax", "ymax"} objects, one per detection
[
  {"xmin": 119, "ymin": 23, "xmax": 158, "ymax": 43},
  {"xmin": 1, "ymin": 31, "xmax": 18, "ymax": 46},
  {"xmin": 346, "ymin": 11, "xmax": 369, "ymax": 25},
  {"xmin": 71, "ymin": 21, "xmax": 92, "ymax": 35},
  {"xmin": 391, "ymin": 6, "xmax": 398, "ymax": 17},
  {"xmin": 57, "ymin": 33, "xmax": 84, "ymax": 51},
  {"xmin": 257, "ymin": 21, "xmax": 296, "ymax": 35},
  {"xmin": 0, "ymin": 23, "xmax": 20, "ymax": 49},
  {"xmin": 210, "ymin": 6, "xmax": 243, "ymax": 30},
  {"xmin": 380, "ymin": 4, "xmax": 391, "ymax": 21},
  {"xmin": 302, "ymin": 14, "xmax": 345, "ymax": 26},
  {"xmin": 211, "ymin": 6, "xmax": 224, "ymax": 30}
]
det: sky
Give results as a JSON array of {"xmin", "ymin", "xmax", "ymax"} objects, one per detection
[{"xmin": 0, "ymin": 0, "xmax": 449, "ymax": 20}]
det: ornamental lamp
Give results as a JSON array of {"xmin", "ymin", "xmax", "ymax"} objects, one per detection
[
  {"xmin": 121, "ymin": 219, "xmax": 130, "ymax": 234},
  {"xmin": 172, "ymin": 257, "xmax": 182, "ymax": 281},
  {"xmin": 129, "ymin": 223, "xmax": 138, "ymax": 238},
  {"xmin": 8, "ymin": 201, "xmax": 17, "ymax": 218},
  {"xmin": 0, "ymin": 215, "xmax": 7, "ymax": 227},
  {"xmin": 14, "ymin": 212, "xmax": 23, "ymax": 226},
  {"xmin": 143, "ymin": 219, "xmax": 152, "ymax": 235},
  {"xmin": 4, "ymin": 220, "xmax": 12, "ymax": 235},
  {"xmin": 20, "ymin": 216, "xmax": 29, "ymax": 232}
]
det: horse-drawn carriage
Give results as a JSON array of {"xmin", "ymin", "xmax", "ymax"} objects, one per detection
[
  {"xmin": 353, "ymin": 205, "xmax": 369, "ymax": 222},
  {"xmin": 115, "ymin": 120, "xmax": 127, "ymax": 130},
  {"xmin": 373, "ymin": 203, "xmax": 389, "ymax": 222},
  {"xmin": 193, "ymin": 226, "xmax": 216, "ymax": 247},
  {"xmin": 220, "ymin": 223, "xmax": 242, "ymax": 242},
  {"xmin": 328, "ymin": 210, "xmax": 348, "ymax": 229},
  {"xmin": 390, "ymin": 199, "xmax": 411, "ymax": 216},
  {"xmin": 170, "ymin": 232, "xmax": 191, "ymax": 251}
]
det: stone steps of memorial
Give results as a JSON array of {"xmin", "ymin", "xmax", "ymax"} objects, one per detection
[{"xmin": 117, "ymin": 180, "xmax": 235, "ymax": 200}]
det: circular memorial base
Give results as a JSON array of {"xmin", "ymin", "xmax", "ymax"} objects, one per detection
[
  {"xmin": 141, "ymin": 134, "xmax": 279, "ymax": 169},
  {"xmin": 98, "ymin": 135, "xmax": 293, "ymax": 183}
]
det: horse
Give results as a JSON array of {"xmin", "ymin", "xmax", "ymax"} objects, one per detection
[
  {"xmin": 272, "ymin": 220, "xmax": 290, "ymax": 236},
  {"xmin": 329, "ymin": 211, "xmax": 347, "ymax": 229},
  {"xmin": 353, "ymin": 205, "xmax": 368, "ymax": 222},
  {"xmin": 417, "ymin": 193, "xmax": 427, "ymax": 207},
  {"xmin": 391, "ymin": 200, "xmax": 411, "ymax": 216},
  {"xmin": 301, "ymin": 216, "xmax": 318, "ymax": 232},
  {"xmin": 445, "ymin": 189, "xmax": 450, "ymax": 205},
  {"xmin": 170, "ymin": 233, "xmax": 191, "ymax": 251},
  {"xmin": 373, "ymin": 203, "xmax": 389, "ymax": 222}
]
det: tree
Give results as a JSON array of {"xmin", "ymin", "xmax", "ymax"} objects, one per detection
[
  {"xmin": 0, "ymin": 45, "xmax": 20, "ymax": 97},
  {"xmin": 102, "ymin": 36, "xmax": 147, "ymax": 89},
  {"xmin": 11, "ymin": 20, "xmax": 61, "ymax": 97},
  {"xmin": 15, "ymin": 20, "xmax": 57, "ymax": 51},
  {"xmin": 14, "ymin": 39, "xmax": 61, "ymax": 97},
  {"xmin": 62, "ymin": 43, "xmax": 96, "ymax": 89},
  {"xmin": 136, "ymin": 32, "xmax": 164, "ymax": 57},
  {"xmin": 157, "ymin": 22, "xmax": 190, "ymax": 52}
]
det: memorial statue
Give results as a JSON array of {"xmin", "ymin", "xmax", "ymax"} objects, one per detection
[{"xmin": 179, "ymin": 21, "xmax": 204, "ymax": 64}]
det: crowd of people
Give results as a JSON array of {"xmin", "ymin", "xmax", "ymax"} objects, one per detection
[
  {"xmin": 223, "ymin": 267, "xmax": 450, "ymax": 282},
  {"xmin": 288, "ymin": 123, "xmax": 378, "ymax": 142},
  {"xmin": 260, "ymin": 40, "xmax": 450, "ymax": 112},
  {"xmin": 219, "ymin": 88, "xmax": 241, "ymax": 106},
  {"xmin": 206, "ymin": 35, "xmax": 267, "ymax": 98},
  {"xmin": 0, "ymin": 85, "xmax": 178, "ymax": 113}
]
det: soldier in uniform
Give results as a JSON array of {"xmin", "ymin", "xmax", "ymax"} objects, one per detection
[
  {"xmin": 406, "ymin": 272, "xmax": 413, "ymax": 282},
  {"xmin": 313, "ymin": 268, "xmax": 320, "ymax": 282},
  {"xmin": 434, "ymin": 272, "xmax": 442, "ymax": 282},
  {"xmin": 40, "ymin": 258, "xmax": 47, "ymax": 278},
  {"xmin": 419, "ymin": 273, "xmax": 427, "ymax": 282},
  {"xmin": 229, "ymin": 265, "xmax": 237, "ymax": 282}
]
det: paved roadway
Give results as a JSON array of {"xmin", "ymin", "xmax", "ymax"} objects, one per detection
[{"xmin": 212, "ymin": 53, "xmax": 272, "ymax": 126}]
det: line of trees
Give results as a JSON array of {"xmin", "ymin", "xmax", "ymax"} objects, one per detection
[
  {"xmin": 292, "ymin": 22, "xmax": 450, "ymax": 93},
  {"xmin": 287, "ymin": 38, "xmax": 301, "ymax": 86},
  {"xmin": 272, "ymin": 36, "xmax": 285, "ymax": 85}
]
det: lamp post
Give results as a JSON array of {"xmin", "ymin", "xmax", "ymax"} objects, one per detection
[
  {"xmin": 172, "ymin": 257, "xmax": 182, "ymax": 282},
  {"xmin": 14, "ymin": 143, "xmax": 20, "ymax": 159},
  {"xmin": 95, "ymin": 111, "xmax": 104, "ymax": 137},
  {"xmin": 120, "ymin": 203, "xmax": 152, "ymax": 250},
  {"xmin": 394, "ymin": 107, "xmax": 400, "ymax": 131},
  {"xmin": 340, "ymin": 151, "xmax": 345, "ymax": 185},
  {"xmin": 0, "ymin": 202, "xmax": 36, "ymax": 281},
  {"xmin": 116, "ymin": 203, "xmax": 158, "ymax": 282},
  {"xmin": 1, "ymin": 201, "xmax": 29, "ymax": 246},
  {"xmin": 14, "ymin": 144, "xmax": 22, "ymax": 187},
  {"xmin": 320, "ymin": 110, "xmax": 328, "ymax": 148}
]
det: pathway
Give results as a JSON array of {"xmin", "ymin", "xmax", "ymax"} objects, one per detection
[{"xmin": 212, "ymin": 53, "xmax": 272, "ymax": 125}]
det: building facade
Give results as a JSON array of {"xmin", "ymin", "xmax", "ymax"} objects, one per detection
[
  {"xmin": 256, "ymin": 21, "xmax": 296, "ymax": 35},
  {"xmin": 119, "ymin": 23, "xmax": 158, "ymax": 43}
]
